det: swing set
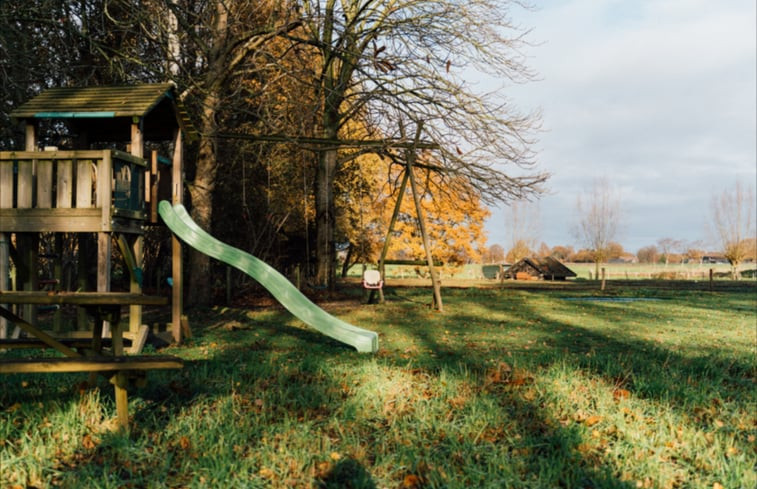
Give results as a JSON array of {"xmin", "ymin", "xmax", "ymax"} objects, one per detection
[
  {"xmin": 361, "ymin": 122, "xmax": 443, "ymax": 312},
  {"xmin": 219, "ymin": 120, "xmax": 445, "ymax": 311}
]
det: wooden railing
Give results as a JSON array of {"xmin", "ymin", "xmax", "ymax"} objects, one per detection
[{"xmin": 0, "ymin": 149, "xmax": 146, "ymax": 233}]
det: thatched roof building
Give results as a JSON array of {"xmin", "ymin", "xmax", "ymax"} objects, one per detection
[{"xmin": 503, "ymin": 257, "xmax": 576, "ymax": 281}]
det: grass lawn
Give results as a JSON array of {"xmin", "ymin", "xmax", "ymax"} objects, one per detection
[{"xmin": 1, "ymin": 281, "xmax": 755, "ymax": 488}]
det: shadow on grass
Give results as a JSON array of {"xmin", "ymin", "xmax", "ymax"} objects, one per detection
[
  {"xmin": 3, "ymin": 283, "xmax": 753, "ymax": 487},
  {"xmin": 316, "ymin": 457, "xmax": 377, "ymax": 489}
]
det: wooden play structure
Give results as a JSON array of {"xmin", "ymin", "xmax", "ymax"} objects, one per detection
[{"xmin": 0, "ymin": 83, "xmax": 192, "ymax": 430}]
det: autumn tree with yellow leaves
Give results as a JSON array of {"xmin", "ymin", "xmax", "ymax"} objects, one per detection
[{"xmin": 337, "ymin": 154, "xmax": 490, "ymax": 275}]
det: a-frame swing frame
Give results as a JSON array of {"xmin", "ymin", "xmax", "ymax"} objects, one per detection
[{"xmin": 369, "ymin": 122, "xmax": 443, "ymax": 312}]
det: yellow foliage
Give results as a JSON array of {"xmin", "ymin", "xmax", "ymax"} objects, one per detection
[{"xmin": 340, "ymin": 153, "xmax": 490, "ymax": 269}]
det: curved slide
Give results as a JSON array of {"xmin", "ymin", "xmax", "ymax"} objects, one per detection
[{"xmin": 159, "ymin": 201, "xmax": 379, "ymax": 353}]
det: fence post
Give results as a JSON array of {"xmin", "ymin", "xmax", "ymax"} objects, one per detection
[
  {"xmin": 709, "ymin": 268, "xmax": 713, "ymax": 292},
  {"xmin": 601, "ymin": 267, "xmax": 606, "ymax": 291}
]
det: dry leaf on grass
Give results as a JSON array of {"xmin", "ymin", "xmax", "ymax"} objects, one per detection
[
  {"xmin": 403, "ymin": 474, "xmax": 423, "ymax": 488},
  {"xmin": 81, "ymin": 433, "xmax": 97, "ymax": 450},
  {"xmin": 178, "ymin": 436, "xmax": 191, "ymax": 450},
  {"xmin": 584, "ymin": 415, "xmax": 602, "ymax": 427},
  {"xmin": 613, "ymin": 388, "xmax": 631, "ymax": 400}
]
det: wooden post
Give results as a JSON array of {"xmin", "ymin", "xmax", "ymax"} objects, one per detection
[
  {"xmin": 0, "ymin": 154, "xmax": 10, "ymax": 337},
  {"xmin": 0, "ymin": 233, "xmax": 8, "ymax": 339},
  {"xmin": 18, "ymin": 127, "xmax": 38, "ymax": 324},
  {"xmin": 171, "ymin": 128, "xmax": 184, "ymax": 343},
  {"xmin": 129, "ymin": 121, "xmax": 144, "ymax": 334},
  {"xmin": 404, "ymin": 122, "xmax": 443, "ymax": 312},
  {"xmin": 76, "ymin": 235, "xmax": 90, "ymax": 330},
  {"xmin": 53, "ymin": 234, "xmax": 63, "ymax": 332},
  {"xmin": 709, "ymin": 268, "xmax": 713, "ymax": 292},
  {"xmin": 372, "ymin": 170, "xmax": 409, "ymax": 305},
  {"xmin": 97, "ymin": 233, "xmax": 111, "ymax": 318},
  {"xmin": 601, "ymin": 267, "xmax": 606, "ymax": 291},
  {"xmin": 150, "ymin": 151, "xmax": 159, "ymax": 223},
  {"xmin": 226, "ymin": 267, "xmax": 232, "ymax": 305}
]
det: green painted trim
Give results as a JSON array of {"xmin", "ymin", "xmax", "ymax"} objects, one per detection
[{"xmin": 34, "ymin": 111, "xmax": 116, "ymax": 118}]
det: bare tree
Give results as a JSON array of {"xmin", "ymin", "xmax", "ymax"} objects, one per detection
[
  {"xmin": 505, "ymin": 199, "xmax": 540, "ymax": 262},
  {"xmin": 574, "ymin": 177, "xmax": 622, "ymax": 279},
  {"xmin": 636, "ymin": 245, "xmax": 659, "ymax": 264},
  {"xmin": 656, "ymin": 238, "xmax": 682, "ymax": 266},
  {"xmin": 482, "ymin": 244, "xmax": 505, "ymax": 264},
  {"xmin": 710, "ymin": 183, "xmax": 755, "ymax": 279},
  {"xmin": 291, "ymin": 0, "xmax": 547, "ymax": 287}
]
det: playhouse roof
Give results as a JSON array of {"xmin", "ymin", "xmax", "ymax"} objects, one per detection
[{"xmin": 11, "ymin": 83, "xmax": 196, "ymax": 142}]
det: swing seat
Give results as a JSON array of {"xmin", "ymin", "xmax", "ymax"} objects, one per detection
[{"xmin": 362, "ymin": 270, "xmax": 383, "ymax": 290}]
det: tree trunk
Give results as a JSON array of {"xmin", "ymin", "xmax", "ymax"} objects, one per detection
[
  {"xmin": 187, "ymin": 92, "xmax": 220, "ymax": 306},
  {"xmin": 341, "ymin": 242, "xmax": 354, "ymax": 278},
  {"xmin": 315, "ymin": 146, "xmax": 337, "ymax": 288}
]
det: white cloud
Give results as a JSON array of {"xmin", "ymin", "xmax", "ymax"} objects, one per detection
[{"xmin": 486, "ymin": 0, "xmax": 756, "ymax": 253}]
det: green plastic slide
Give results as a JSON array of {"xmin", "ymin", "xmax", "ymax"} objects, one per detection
[{"xmin": 159, "ymin": 201, "xmax": 379, "ymax": 353}]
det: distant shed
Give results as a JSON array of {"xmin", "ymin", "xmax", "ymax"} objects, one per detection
[{"xmin": 503, "ymin": 257, "xmax": 576, "ymax": 281}]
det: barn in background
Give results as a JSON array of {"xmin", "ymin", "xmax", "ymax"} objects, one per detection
[{"xmin": 503, "ymin": 257, "xmax": 576, "ymax": 281}]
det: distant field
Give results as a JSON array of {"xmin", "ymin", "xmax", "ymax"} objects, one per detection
[{"xmin": 346, "ymin": 262, "xmax": 751, "ymax": 281}]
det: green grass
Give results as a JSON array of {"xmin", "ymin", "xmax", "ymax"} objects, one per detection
[{"xmin": 1, "ymin": 283, "xmax": 755, "ymax": 488}]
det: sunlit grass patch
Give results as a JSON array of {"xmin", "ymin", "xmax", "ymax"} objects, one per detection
[{"xmin": 1, "ymin": 283, "xmax": 755, "ymax": 488}]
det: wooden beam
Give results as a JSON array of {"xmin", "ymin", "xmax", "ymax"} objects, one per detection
[
  {"xmin": 0, "ymin": 150, "xmax": 145, "ymax": 166},
  {"xmin": 0, "ymin": 306, "xmax": 80, "ymax": 357},
  {"xmin": 0, "ymin": 208, "xmax": 104, "ymax": 233},
  {"xmin": 373, "ymin": 171, "xmax": 409, "ymax": 305},
  {"xmin": 0, "ymin": 338, "xmax": 106, "ymax": 350},
  {"xmin": 0, "ymin": 291, "xmax": 168, "ymax": 306},
  {"xmin": 404, "ymin": 122, "xmax": 443, "ymax": 312},
  {"xmin": 383, "ymin": 259, "xmax": 444, "ymax": 266},
  {"xmin": 0, "ymin": 355, "xmax": 183, "ymax": 374},
  {"xmin": 0, "ymin": 233, "xmax": 8, "ymax": 339},
  {"xmin": 171, "ymin": 128, "xmax": 183, "ymax": 343},
  {"xmin": 216, "ymin": 132, "xmax": 440, "ymax": 150}
]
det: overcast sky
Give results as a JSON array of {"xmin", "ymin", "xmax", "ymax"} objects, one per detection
[{"xmin": 484, "ymin": 0, "xmax": 756, "ymax": 254}]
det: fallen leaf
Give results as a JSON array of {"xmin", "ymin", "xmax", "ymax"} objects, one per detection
[
  {"xmin": 178, "ymin": 436, "xmax": 191, "ymax": 450},
  {"xmin": 6, "ymin": 402, "xmax": 21, "ymax": 413},
  {"xmin": 81, "ymin": 433, "xmax": 96, "ymax": 450},
  {"xmin": 403, "ymin": 474, "xmax": 422, "ymax": 488},
  {"xmin": 613, "ymin": 388, "xmax": 631, "ymax": 400},
  {"xmin": 330, "ymin": 451, "xmax": 341, "ymax": 461},
  {"xmin": 584, "ymin": 415, "xmax": 602, "ymax": 427},
  {"xmin": 713, "ymin": 483, "xmax": 724, "ymax": 489}
]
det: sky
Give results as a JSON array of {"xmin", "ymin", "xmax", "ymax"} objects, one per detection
[{"xmin": 484, "ymin": 0, "xmax": 757, "ymax": 254}]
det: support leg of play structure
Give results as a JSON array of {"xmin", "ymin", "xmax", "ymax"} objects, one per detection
[
  {"xmin": 97, "ymin": 233, "xmax": 112, "ymax": 334},
  {"xmin": 18, "ymin": 234, "xmax": 39, "ymax": 325},
  {"xmin": 53, "ymin": 234, "xmax": 63, "ymax": 332},
  {"xmin": 0, "ymin": 232, "xmax": 8, "ymax": 339},
  {"xmin": 171, "ymin": 127, "xmax": 184, "ymax": 344},
  {"xmin": 403, "ymin": 122, "xmax": 443, "ymax": 312},
  {"xmin": 374, "ymin": 169, "xmax": 410, "ymax": 305},
  {"xmin": 117, "ymin": 233, "xmax": 144, "ymax": 334},
  {"xmin": 76, "ymin": 235, "xmax": 92, "ymax": 330}
]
